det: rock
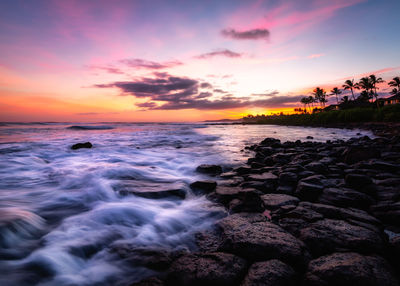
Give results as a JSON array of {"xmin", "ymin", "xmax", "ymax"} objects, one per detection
[
  {"xmin": 279, "ymin": 206, "xmax": 323, "ymax": 222},
  {"xmin": 295, "ymin": 182, "xmax": 323, "ymax": 202},
  {"xmin": 304, "ymin": 162, "xmax": 328, "ymax": 174},
  {"xmin": 342, "ymin": 146, "xmax": 381, "ymax": 164},
  {"xmin": 217, "ymin": 213, "xmax": 309, "ymax": 267},
  {"xmin": 318, "ymin": 188, "xmax": 374, "ymax": 210},
  {"xmin": 304, "ymin": 252, "xmax": 399, "ymax": 286},
  {"xmin": 196, "ymin": 164, "xmax": 223, "ymax": 175},
  {"xmin": 279, "ymin": 172, "xmax": 298, "ymax": 186},
  {"xmin": 299, "ymin": 202, "xmax": 381, "ymax": 227},
  {"xmin": 345, "ymin": 173, "xmax": 374, "ymax": 190},
  {"xmin": 166, "ymin": 252, "xmax": 247, "ymax": 286},
  {"xmin": 246, "ymin": 172, "xmax": 278, "ymax": 182},
  {"xmin": 209, "ymin": 186, "xmax": 253, "ymax": 204},
  {"xmin": 189, "ymin": 180, "xmax": 217, "ymax": 193},
  {"xmin": 234, "ymin": 166, "xmax": 253, "ymax": 175},
  {"xmin": 110, "ymin": 244, "xmax": 175, "ymax": 271},
  {"xmin": 241, "ymin": 260, "xmax": 296, "ymax": 286},
  {"xmin": 229, "ymin": 191, "xmax": 264, "ymax": 213},
  {"xmin": 306, "ymin": 136, "xmax": 314, "ymax": 139},
  {"xmin": 71, "ymin": 142, "xmax": 92, "ymax": 150},
  {"xmin": 261, "ymin": 194, "xmax": 299, "ymax": 210},
  {"xmin": 299, "ymin": 219, "xmax": 384, "ymax": 256},
  {"xmin": 125, "ymin": 189, "xmax": 186, "ymax": 199}
]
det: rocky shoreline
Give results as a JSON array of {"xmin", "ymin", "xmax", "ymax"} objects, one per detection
[{"xmin": 130, "ymin": 124, "xmax": 400, "ymax": 286}]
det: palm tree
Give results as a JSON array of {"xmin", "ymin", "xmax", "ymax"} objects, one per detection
[
  {"xmin": 390, "ymin": 88, "xmax": 398, "ymax": 96},
  {"xmin": 313, "ymin": 87, "xmax": 327, "ymax": 108},
  {"xmin": 388, "ymin": 77, "xmax": 400, "ymax": 90},
  {"xmin": 341, "ymin": 95, "xmax": 349, "ymax": 104},
  {"xmin": 300, "ymin": 97, "xmax": 309, "ymax": 113},
  {"xmin": 308, "ymin": 95, "xmax": 315, "ymax": 110},
  {"xmin": 342, "ymin": 79, "xmax": 359, "ymax": 101},
  {"xmin": 369, "ymin": 74, "xmax": 385, "ymax": 104},
  {"xmin": 358, "ymin": 77, "xmax": 374, "ymax": 102},
  {"xmin": 330, "ymin": 87, "xmax": 342, "ymax": 104}
]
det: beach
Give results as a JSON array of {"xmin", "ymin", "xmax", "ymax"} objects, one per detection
[{"xmin": 0, "ymin": 123, "xmax": 399, "ymax": 285}]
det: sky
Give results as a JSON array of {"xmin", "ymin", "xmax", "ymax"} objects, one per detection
[{"xmin": 0, "ymin": 0, "xmax": 400, "ymax": 122}]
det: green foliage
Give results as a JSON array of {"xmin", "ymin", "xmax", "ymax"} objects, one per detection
[{"xmin": 250, "ymin": 105, "xmax": 400, "ymax": 126}]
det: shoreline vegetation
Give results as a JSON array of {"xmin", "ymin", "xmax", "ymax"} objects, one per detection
[
  {"xmin": 132, "ymin": 121, "xmax": 400, "ymax": 286},
  {"xmin": 240, "ymin": 74, "xmax": 400, "ymax": 127}
]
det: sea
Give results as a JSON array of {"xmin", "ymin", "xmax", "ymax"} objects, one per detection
[{"xmin": 0, "ymin": 122, "xmax": 374, "ymax": 285}]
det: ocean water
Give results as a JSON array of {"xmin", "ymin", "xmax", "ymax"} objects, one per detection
[{"xmin": 0, "ymin": 122, "xmax": 374, "ymax": 285}]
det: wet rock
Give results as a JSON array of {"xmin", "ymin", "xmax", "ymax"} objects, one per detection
[
  {"xmin": 306, "ymin": 136, "xmax": 313, "ymax": 139},
  {"xmin": 196, "ymin": 164, "xmax": 223, "ymax": 175},
  {"xmin": 241, "ymin": 260, "xmax": 296, "ymax": 286},
  {"xmin": 166, "ymin": 252, "xmax": 247, "ymax": 286},
  {"xmin": 217, "ymin": 213, "xmax": 309, "ymax": 267},
  {"xmin": 278, "ymin": 172, "xmax": 298, "ymax": 186},
  {"xmin": 295, "ymin": 182, "xmax": 323, "ymax": 202},
  {"xmin": 304, "ymin": 162, "xmax": 328, "ymax": 174},
  {"xmin": 71, "ymin": 142, "xmax": 92, "ymax": 150},
  {"xmin": 304, "ymin": 252, "xmax": 399, "ymax": 286},
  {"xmin": 125, "ymin": 189, "xmax": 186, "ymax": 199},
  {"xmin": 299, "ymin": 202, "xmax": 381, "ymax": 227},
  {"xmin": 261, "ymin": 194, "xmax": 299, "ymax": 210},
  {"xmin": 342, "ymin": 146, "xmax": 381, "ymax": 164},
  {"xmin": 299, "ymin": 218, "xmax": 384, "ymax": 256},
  {"xmin": 229, "ymin": 191, "xmax": 264, "ymax": 213},
  {"xmin": 318, "ymin": 187, "xmax": 374, "ymax": 209},
  {"xmin": 189, "ymin": 180, "xmax": 217, "ymax": 193},
  {"xmin": 279, "ymin": 206, "xmax": 323, "ymax": 222},
  {"xmin": 111, "ymin": 244, "xmax": 175, "ymax": 271},
  {"xmin": 345, "ymin": 173, "xmax": 374, "ymax": 190},
  {"xmin": 246, "ymin": 172, "xmax": 278, "ymax": 182}
]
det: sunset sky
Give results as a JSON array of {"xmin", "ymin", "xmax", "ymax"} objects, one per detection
[{"xmin": 1, "ymin": 0, "xmax": 400, "ymax": 122}]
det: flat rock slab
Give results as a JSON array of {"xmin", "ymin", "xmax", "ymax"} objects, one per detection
[
  {"xmin": 189, "ymin": 180, "xmax": 217, "ymax": 193},
  {"xmin": 318, "ymin": 187, "xmax": 373, "ymax": 209},
  {"xmin": 299, "ymin": 218, "xmax": 384, "ymax": 256},
  {"xmin": 261, "ymin": 194, "xmax": 300, "ymax": 210},
  {"xmin": 196, "ymin": 164, "xmax": 223, "ymax": 175},
  {"xmin": 167, "ymin": 252, "xmax": 247, "ymax": 286},
  {"xmin": 126, "ymin": 189, "xmax": 186, "ymax": 199},
  {"xmin": 304, "ymin": 252, "xmax": 399, "ymax": 286},
  {"xmin": 216, "ymin": 213, "xmax": 309, "ymax": 268},
  {"xmin": 241, "ymin": 259, "xmax": 296, "ymax": 286},
  {"xmin": 246, "ymin": 172, "xmax": 278, "ymax": 182},
  {"xmin": 71, "ymin": 142, "xmax": 92, "ymax": 150}
]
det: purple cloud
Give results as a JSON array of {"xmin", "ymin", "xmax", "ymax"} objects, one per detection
[
  {"xmin": 195, "ymin": 49, "xmax": 242, "ymax": 59},
  {"xmin": 120, "ymin": 58, "xmax": 182, "ymax": 69},
  {"xmin": 221, "ymin": 28, "xmax": 270, "ymax": 40}
]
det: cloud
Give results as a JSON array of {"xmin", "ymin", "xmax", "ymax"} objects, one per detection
[
  {"xmin": 87, "ymin": 65, "xmax": 125, "ymax": 74},
  {"xmin": 200, "ymin": 82, "xmax": 213, "ymax": 89},
  {"xmin": 76, "ymin": 112, "xmax": 120, "ymax": 115},
  {"xmin": 195, "ymin": 49, "xmax": 242, "ymax": 59},
  {"xmin": 120, "ymin": 58, "xmax": 183, "ymax": 69},
  {"xmin": 95, "ymin": 73, "xmax": 301, "ymax": 110},
  {"xmin": 308, "ymin": 53, "xmax": 325, "ymax": 59},
  {"xmin": 213, "ymin": 89, "xmax": 228, "ymax": 93},
  {"xmin": 221, "ymin": 28, "xmax": 270, "ymax": 40}
]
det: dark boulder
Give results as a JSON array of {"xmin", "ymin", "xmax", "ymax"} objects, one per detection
[
  {"xmin": 216, "ymin": 213, "xmax": 309, "ymax": 268},
  {"xmin": 189, "ymin": 180, "xmax": 217, "ymax": 193},
  {"xmin": 299, "ymin": 219, "xmax": 384, "ymax": 256},
  {"xmin": 130, "ymin": 277, "xmax": 164, "ymax": 286},
  {"xmin": 125, "ymin": 189, "xmax": 186, "ymax": 199},
  {"xmin": 71, "ymin": 142, "xmax": 92, "ymax": 150},
  {"xmin": 241, "ymin": 260, "xmax": 296, "ymax": 286},
  {"xmin": 261, "ymin": 194, "xmax": 299, "ymax": 211},
  {"xmin": 304, "ymin": 252, "xmax": 399, "ymax": 286},
  {"xmin": 166, "ymin": 252, "xmax": 247, "ymax": 286},
  {"xmin": 295, "ymin": 182, "xmax": 323, "ymax": 202},
  {"xmin": 342, "ymin": 146, "xmax": 381, "ymax": 164},
  {"xmin": 196, "ymin": 164, "xmax": 223, "ymax": 175},
  {"xmin": 318, "ymin": 187, "xmax": 374, "ymax": 209}
]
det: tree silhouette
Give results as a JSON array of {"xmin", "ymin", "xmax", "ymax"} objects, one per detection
[
  {"xmin": 342, "ymin": 79, "xmax": 359, "ymax": 100},
  {"xmin": 330, "ymin": 87, "xmax": 342, "ymax": 104},
  {"xmin": 388, "ymin": 77, "xmax": 400, "ymax": 90},
  {"xmin": 369, "ymin": 74, "xmax": 384, "ymax": 104},
  {"xmin": 313, "ymin": 87, "xmax": 327, "ymax": 108},
  {"xmin": 390, "ymin": 88, "xmax": 399, "ymax": 96}
]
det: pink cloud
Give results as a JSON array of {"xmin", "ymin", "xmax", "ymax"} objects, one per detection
[{"xmin": 308, "ymin": 53, "xmax": 325, "ymax": 59}]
